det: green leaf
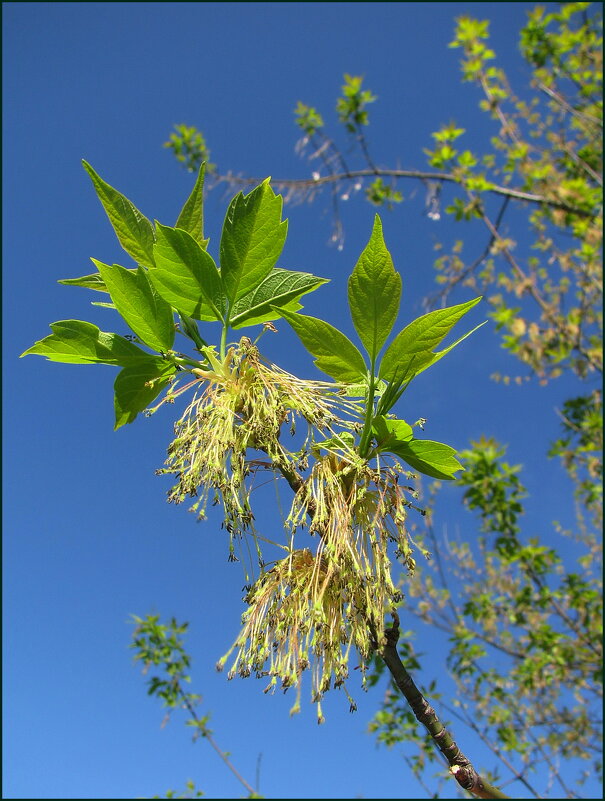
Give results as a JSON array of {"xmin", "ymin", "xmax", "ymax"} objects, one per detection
[
  {"xmin": 420, "ymin": 321, "xmax": 488, "ymax": 374},
  {"xmin": 278, "ymin": 309, "xmax": 367, "ymax": 382},
  {"xmin": 379, "ymin": 297, "xmax": 482, "ymax": 381},
  {"xmin": 150, "ymin": 223, "xmax": 225, "ymax": 321},
  {"xmin": 219, "ymin": 179, "xmax": 288, "ymax": 305},
  {"xmin": 388, "ymin": 439, "xmax": 464, "ymax": 480},
  {"xmin": 82, "ymin": 161, "xmax": 155, "ymax": 268},
  {"xmin": 348, "ymin": 215, "xmax": 401, "ymax": 363},
  {"xmin": 20, "ymin": 320, "xmax": 156, "ymax": 366},
  {"xmin": 58, "ymin": 272, "xmax": 110, "ymax": 292},
  {"xmin": 114, "ymin": 358, "xmax": 177, "ymax": 430},
  {"xmin": 93, "ymin": 260, "xmax": 175, "ymax": 352},
  {"xmin": 91, "ymin": 301, "xmax": 117, "ymax": 309},
  {"xmin": 229, "ymin": 268, "xmax": 328, "ymax": 328},
  {"xmin": 175, "ymin": 162, "xmax": 209, "ymax": 248},
  {"xmin": 373, "ymin": 415, "xmax": 414, "ymax": 447},
  {"xmin": 178, "ymin": 312, "xmax": 208, "ymax": 349}
]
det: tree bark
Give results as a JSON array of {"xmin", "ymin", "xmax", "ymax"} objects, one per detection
[{"xmin": 379, "ymin": 612, "xmax": 510, "ymax": 799}]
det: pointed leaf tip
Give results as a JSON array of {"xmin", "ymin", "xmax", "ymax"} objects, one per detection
[
  {"xmin": 348, "ymin": 215, "xmax": 401, "ymax": 364},
  {"xmin": 82, "ymin": 161, "xmax": 156, "ymax": 268},
  {"xmin": 219, "ymin": 179, "xmax": 288, "ymax": 304},
  {"xmin": 278, "ymin": 308, "xmax": 367, "ymax": 382}
]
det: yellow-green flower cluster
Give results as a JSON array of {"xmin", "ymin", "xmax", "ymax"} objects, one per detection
[
  {"xmin": 158, "ymin": 339, "xmax": 346, "ymax": 556},
  {"xmin": 218, "ymin": 548, "xmax": 372, "ymax": 722},
  {"xmin": 220, "ymin": 451, "xmax": 418, "ymax": 719},
  {"xmin": 159, "ymin": 339, "xmax": 424, "ymax": 718}
]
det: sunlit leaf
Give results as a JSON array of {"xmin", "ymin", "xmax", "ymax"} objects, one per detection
[
  {"xmin": 278, "ymin": 309, "xmax": 367, "ymax": 382},
  {"xmin": 20, "ymin": 320, "xmax": 155, "ymax": 366},
  {"xmin": 150, "ymin": 223, "xmax": 225, "ymax": 321},
  {"xmin": 229, "ymin": 268, "xmax": 327, "ymax": 328},
  {"xmin": 175, "ymin": 162, "xmax": 209, "ymax": 248},
  {"xmin": 114, "ymin": 358, "xmax": 177, "ymax": 430},
  {"xmin": 388, "ymin": 438, "xmax": 464, "ymax": 480},
  {"xmin": 82, "ymin": 161, "xmax": 155, "ymax": 268},
  {"xmin": 348, "ymin": 214, "xmax": 401, "ymax": 363},
  {"xmin": 219, "ymin": 179, "xmax": 288, "ymax": 304},
  {"xmin": 380, "ymin": 298, "xmax": 482, "ymax": 381},
  {"xmin": 94, "ymin": 260, "xmax": 175, "ymax": 352},
  {"xmin": 373, "ymin": 415, "xmax": 414, "ymax": 447},
  {"xmin": 58, "ymin": 272, "xmax": 110, "ymax": 292}
]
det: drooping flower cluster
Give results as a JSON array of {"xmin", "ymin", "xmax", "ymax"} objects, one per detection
[
  {"xmin": 158, "ymin": 338, "xmax": 351, "ymax": 561},
  {"xmin": 217, "ymin": 548, "xmax": 373, "ymax": 722},
  {"xmin": 220, "ymin": 450, "xmax": 421, "ymax": 720},
  {"xmin": 159, "ymin": 339, "xmax": 426, "ymax": 718}
]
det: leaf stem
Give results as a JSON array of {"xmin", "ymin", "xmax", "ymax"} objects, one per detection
[
  {"xmin": 173, "ymin": 354, "xmax": 207, "ymax": 370},
  {"xmin": 358, "ymin": 366, "xmax": 376, "ymax": 458},
  {"xmin": 220, "ymin": 320, "xmax": 229, "ymax": 361}
]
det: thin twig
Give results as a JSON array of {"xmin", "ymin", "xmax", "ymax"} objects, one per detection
[
  {"xmin": 472, "ymin": 199, "xmax": 603, "ymax": 375},
  {"xmin": 179, "ymin": 689, "xmax": 257, "ymax": 796},
  {"xmin": 426, "ymin": 196, "xmax": 511, "ymax": 310},
  {"xmin": 537, "ymin": 81, "xmax": 603, "ymax": 128},
  {"xmin": 208, "ymin": 166, "xmax": 598, "ymax": 219}
]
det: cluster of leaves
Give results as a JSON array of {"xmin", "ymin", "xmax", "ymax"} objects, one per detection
[
  {"xmin": 21, "ymin": 161, "xmax": 482, "ymax": 479},
  {"xmin": 434, "ymin": 4, "xmax": 602, "ymax": 384},
  {"xmin": 23, "ymin": 162, "xmax": 484, "ymax": 719},
  {"xmin": 548, "ymin": 388, "xmax": 602, "ymax": 522},
  {"xmin": 164, "ymin": 124, "xmax": 216, "ymax": 174},
  {"xmin": 335, "ymin": 73, "xmax": 377, "ymax": 134},
  {"xmin": 131, "ymin": 615, "xmax": 198, "ymax": 713},
  {"xmin": 276, "ymin": 214, "xmax": 483, "ymax": 476},
  {"xmin": 131, "ymin": 615, "xmax": 261, "ymax": 798},
  {"xmin": 294, "ymin": 101, "xmax": 324, "ymax": 137},
  {"xmin": 365, "ymin": 177, "xmax": 403, "ymax": 210},
  {"xmin": 157, "ymin": 781, "xmax": 205, "ymax": 800},
  {"xmin": 22, "ymin": 163, "xmax": 325, "ymax": 429}
]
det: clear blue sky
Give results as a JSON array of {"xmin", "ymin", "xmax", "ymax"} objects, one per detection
[{"xmin": 3, "ymin": 3, "xmax": 599, "ymax": 799}]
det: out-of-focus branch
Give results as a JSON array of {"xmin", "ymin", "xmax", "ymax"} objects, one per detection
[{"xmin": 211, "ymin": 167, "xmax": 598, "ymax": 219}]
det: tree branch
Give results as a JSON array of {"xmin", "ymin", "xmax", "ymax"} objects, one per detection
[
  {"xmin": 477, "ymin": 201, "xmax": 603, "ymax": 375},
  {"xmin": 425, "ymin": 195, "xmax": 511, "ymax": 310},
  {"xmin": 179, "ymin": 690, "xmax": 258, "ymax": 797},
  {"xmin": 438, "ymin": 697, "xmax": 542, "ymax": 798},
  {"xmin": 379, "ymin": 612, "xmax": 510, "ymax": 799},
  {"xmin": 212, "ymin": 166, "xmax": 598, "ymax": 219},
  {"xmin": 253, "ymin": 446, "xmax": 509, "ymax": 798}
]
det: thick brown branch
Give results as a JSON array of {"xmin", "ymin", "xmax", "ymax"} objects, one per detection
[
  {"xmin": 439, "ymin": 698, "xmax": 541, "ymax": 798},
  {"xmin": 379, "ymin": 612, "xmax": 510, "ymax": 800},
  {"xmin": 254, "ymin": 445, "xmax": 508, "ymax": 797}
]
